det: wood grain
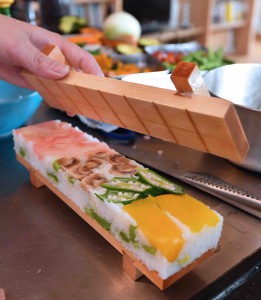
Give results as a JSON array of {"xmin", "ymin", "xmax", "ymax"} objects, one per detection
[{"xmin": 21, "ymin": 46, "xmax": 249, "ymax": 162}]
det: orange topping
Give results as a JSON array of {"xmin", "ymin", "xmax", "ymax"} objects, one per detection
[
  {"xmin": 123, "ymin": 197, "xmax": 185, "ymax": 262},
  {"xmin": 155, "ymin": 194, "xmax": 220, "ymax": 233}
]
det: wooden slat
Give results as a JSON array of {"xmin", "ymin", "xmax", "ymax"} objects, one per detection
[
  {"xmin": 17, "ymin": 153, "xmax": 216, "ymax": 291},
  {"xmin": 21, "ymin": 46, "xmax": 249, "ymax": 162}
]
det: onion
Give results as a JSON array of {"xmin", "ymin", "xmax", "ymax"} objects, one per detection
[{"xmin": 103, "ymin": 11, "xmax": 141, "ymax": 45}]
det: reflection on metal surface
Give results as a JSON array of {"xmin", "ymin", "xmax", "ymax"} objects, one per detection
[
  {"xmin": 177, "ymin": 173, "xmax": 261, "ymax": 218},
  {"xmin": 204, "ymin": 64, "xmax": 261, "ymax": 111},
  {"xmin": 204, "ymin": 64, "xmax": 261, "ymax": 172},
  {"xmin": 115, "ymin": 135, "xmax": 261, "ymax": 218}
]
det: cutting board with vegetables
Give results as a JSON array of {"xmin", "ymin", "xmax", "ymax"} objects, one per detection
[{"xmin": 21, "ymin": 45, "xmax": 248, "ymax": 163}]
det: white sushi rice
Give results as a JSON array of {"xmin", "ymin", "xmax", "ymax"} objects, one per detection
[{"xmin": 13, "ymin": 125, "xmax": 223, "ymax": 280}]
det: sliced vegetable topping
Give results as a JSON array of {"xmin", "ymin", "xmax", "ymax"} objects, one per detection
[
  {"xmin": 47, "ymin": 172, "xmax": 59, "ymax": 183},
  {"xmin": 19, "ymin": 147, "xmax": 26, "ymax": 158},
  {"xmin": 81, "ymin": 173, "xmax": 107, "ymax": 189},
  {"xmin": 119, "ymin": 225, "xmax": 138, "ymax": 247},
  {"xmin": 119, "ymin": 231, "xmax": 130, "ymax": 243},
  {"xmin": 102, "ymin": 177, "xmax": 152, "ymax": 193},
  {"xmin": 53, "ymin": 160, "xmax": 61, "ymax": 172},
  {"xmin": 96, "ymin": 190, "xmax": 140, "ymax": 204},
  {"xmin": 137, "ymin": 168, "xmax": 184, "ymax": 195},
  {"xmin": 142, "ymin": 245, "xmax": 157, "ymax": 255},
  {"xmin": 84, "ymin": 207, "xmax": 111, "ymax": 231},
  {"xmin": 129, "ymin": 225, "xmax": 137, "ymax": 243},
  {"xmin": 68, "ymin": 176, "xmax": 75, "ymax": 185}
]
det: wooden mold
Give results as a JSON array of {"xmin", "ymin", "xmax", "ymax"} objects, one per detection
[
  {"xmin": 17, "ymin": 153, "xmax": 216, "ymax": 290},
  {"xmin": 21, "ymin": 46, "xmax": 249, "ymax": 162}
]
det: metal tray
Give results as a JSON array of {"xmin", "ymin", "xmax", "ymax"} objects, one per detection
[{"xmin": 144, "ymin": 40, "xmax": 203, "ymax": 57}]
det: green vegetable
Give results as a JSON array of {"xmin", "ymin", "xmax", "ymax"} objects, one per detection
[
  {"xmin": 96, "ymin": 190, "xmax": 141, "ymax": 204},
  {"xmin": 47, "ymin": 172, "xmax": 59, "ymax": 184},
  {"xmin": 68, "ymin": 176, "xmax": 75, "ymax": 185},
  {"xmin": 88, "ymin": 48, "xmax": 101, "ymax": 55},
  {"xmin": 119, "ymin": 225, "xmax": 138, "ymax": 246},
  {"xmin": 181, "ymin": 47, "xmax": 234, "ymax": 71},
  {"xmin": 19, "ymin": 147, "xmax": 26, "ymax": 158},
  {"xmin": 102, "ymin": 177, "xmax": 152, "ymax": 194},
  {"xmin": 162, "ymin": 61, "xmax": 176, "ymax": 71},
  {"xmin": 138, "ymin": 38, "xmax": 159, "ymax": 47},
  {"xmin": 142, "ymin": 245, "xmax": 157, "ymax": 255},
  {"xmin": 137, "ymin": 168, "xmax": 184, "ymax": 195},
  {"xmin": 58, "ymin": 16, "xmax": 87, "ymax": 34},
  {"xmin": 53, "ymin": 160, "xmax": 61, "ymax": 172},
  {"xmin": 84, "ymin": 207, "xmax": 111, "ymax": 231},
  {"xmin": 129, "ymin": 225, "xmax": 137, "ymax": 243},
  {"xmin": 116, "ymin": 44, "xmax": 142, "ymax": 55},
  {"xmin": 215, "ymin": 47, "xmax": 224, "ymax": 64},
  {"xmin": 119, "ymin": 231, "xmax": 130, "ymax": 243}
]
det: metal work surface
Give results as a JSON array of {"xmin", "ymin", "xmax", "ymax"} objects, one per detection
[{"xmin": 0, "ymin": 103, "xmax": 260, "ymax": 299}]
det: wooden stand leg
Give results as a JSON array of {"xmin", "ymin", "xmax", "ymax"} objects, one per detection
[
  {"xmin": 30, "ymin": 170, "xmax": 44, "ymax": 188},
  {"xmin": 122, "ymin": 252, "xmax": 143, "ymax": 280}
]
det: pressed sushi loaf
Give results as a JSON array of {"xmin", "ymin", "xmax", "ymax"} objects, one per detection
[{"xmin": 13, "ymin": 121, "xmax": 223, "ymax": 280}]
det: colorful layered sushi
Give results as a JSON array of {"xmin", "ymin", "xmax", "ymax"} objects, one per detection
[{"xmin": 13, "ymin": 120, "xmax": 223, "ymax": 280}]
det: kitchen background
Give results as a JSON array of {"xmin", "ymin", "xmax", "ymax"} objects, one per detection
[{"xmin": 9, "ymin": 0, "xmax": 261, "ymax": 58}]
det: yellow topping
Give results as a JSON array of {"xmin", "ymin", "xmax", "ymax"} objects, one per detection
[
  {"xmin": 0, "ymin": 1, "xmax": 14, "ymax": 8},
  {"xmin": 123, "ymin": 196, "xmax": 185, "ymax": 262},
  {"xmin": 155, "ymin": 194, "xmax": 220, "ymax": 233}
]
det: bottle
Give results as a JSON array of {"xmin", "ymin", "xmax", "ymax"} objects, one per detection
[
  {"xmin": 39, "ymin": 0, "xmax": 71, "ymax": 32},
  {"xmin": 181, "ymin": 1, "xmax": 191, "ymax": 29},
  {"xmin": 0, "ymin": 0, "xmax": 14, "ymax": 17},
  {"xmin": 169, "ymin": 0, "xmax": 180, "ymax": 29}
]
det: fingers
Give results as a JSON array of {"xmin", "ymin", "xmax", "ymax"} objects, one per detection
[
  {"xmin": 18, "ymin": 44, "xmax": 70, "ymax": 79},
  {"xmin": 28, "ymin": 27, "xmax": 104, "ymax": 77},
  {"xmin": 0, "ymin": 14, "xmax": 103, "ymax": 87},
  {"xmin": 66, "ymin": 112, "xmax": 76, "ymax": 117},
  {"xmin": 61, "ymin": 42, "xmax": 104, "ymax": 76}
]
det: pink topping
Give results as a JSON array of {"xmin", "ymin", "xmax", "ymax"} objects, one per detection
[{"xmin": 15, "ymin": 121, "xmax": 115, "ymax": 160}]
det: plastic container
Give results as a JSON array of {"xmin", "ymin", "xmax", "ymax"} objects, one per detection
[{"xmin": 0, "ymin": 80, "xmax": 42, "ymax": 137}]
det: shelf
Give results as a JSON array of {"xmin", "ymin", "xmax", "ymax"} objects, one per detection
[
  {"xmin": 211, "ymin": 20, "xmax": 247, "ymax": 32},
  {"xmin": 142, "ymin": 27, "xmax": 204, "ymax": 43}
]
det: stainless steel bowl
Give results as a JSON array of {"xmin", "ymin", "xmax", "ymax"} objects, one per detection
[
  {"xmin": 144, "ymin": 41, "xmax": 202, "ymax": 57},
  {"xmin": 204, "ymin": 64, "xmax": 261, "ymax": 172}
]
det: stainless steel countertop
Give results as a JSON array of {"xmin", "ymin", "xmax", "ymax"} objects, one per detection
[{"xmin": 0, "ymin": 103, "xmax": 260, "ymax": 299}]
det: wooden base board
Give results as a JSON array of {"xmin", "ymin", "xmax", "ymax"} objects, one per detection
[{"xmin": 16, "ymin": 154, "xmax": 216, "ymax": 290}]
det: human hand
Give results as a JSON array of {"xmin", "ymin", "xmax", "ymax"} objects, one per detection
[{"xmin": 0, "ymin": 15, "xmax": 103, "ymax": 89}]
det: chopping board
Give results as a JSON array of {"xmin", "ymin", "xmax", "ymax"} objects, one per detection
[{"xmin": 21, "ymin": 45, "xmax": 249, "ymax": 163}]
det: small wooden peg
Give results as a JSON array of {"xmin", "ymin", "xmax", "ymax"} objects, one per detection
[
  {"xmin": 42, "ymin": 45, "xmax": 69, "ymax": 66},
  {"xmin": 171, "ymin": 61, "xmax": 210, "ymax": 96}
]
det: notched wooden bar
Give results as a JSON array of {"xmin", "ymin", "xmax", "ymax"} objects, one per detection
[{"xmin": 21, "ymin": 46, "xmax": 249, "ymax": 163}]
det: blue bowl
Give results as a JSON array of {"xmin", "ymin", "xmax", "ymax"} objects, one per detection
[{"xmin": 0, "ymin": 80, "xmax": 42, "ymax": 137}]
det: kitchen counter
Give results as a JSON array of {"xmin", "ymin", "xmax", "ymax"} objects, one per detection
[{"xmin": 0, "ymin": 103, "xmax": 260, "ymax": 299}]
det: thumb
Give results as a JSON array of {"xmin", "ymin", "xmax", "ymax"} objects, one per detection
[{"xmin": 22, "ymin": 45, "xmax": 69, "ymax": 79}]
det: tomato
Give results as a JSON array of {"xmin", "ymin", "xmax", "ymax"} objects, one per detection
[
  {"xmin": 165, "ymin": 52, "xmax": 177, "ymax": 64},
  {"xmin": 153, "ymin": 50, "xmax": 166, "ymax": 62},
  {"xmin": 175, "ymin": 52, "xmax": 184, "ymax": 63},
  {"xmin": 153, "ymin": 50, "xmax": 184, "ymax": 65}
]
